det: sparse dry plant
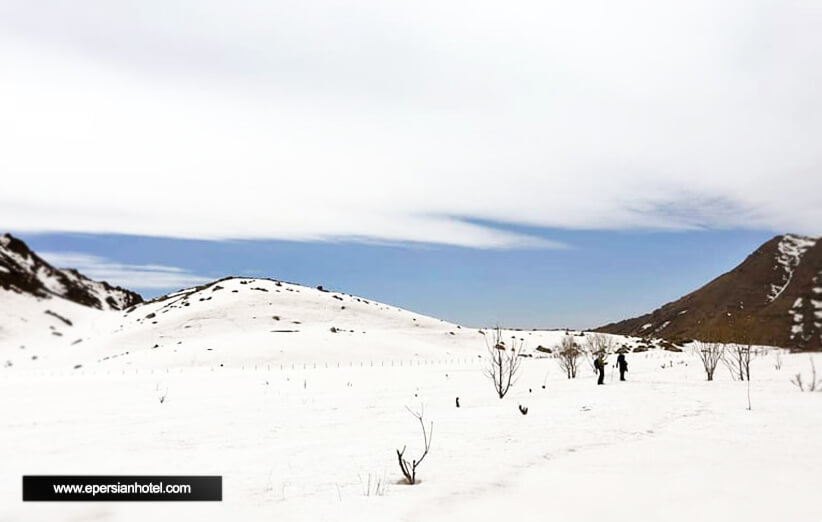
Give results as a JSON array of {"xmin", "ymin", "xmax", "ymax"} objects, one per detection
[
  {"xmin": 396, "ymin": 405, "xmax": 433, "ymax": 485},
  {"xmin": 584, "ymin": 333, "xmax": 614, "ymax": 373},
  {"xmin": 722, "ymin": 343, "xmax": 756, "ymax": 409},
  {"xmin": 791, "ymin": 357, "xmax": 821, "ymax": 392},
  {"xmin": 360, "ymin": 472, "xmax": 388, "ymax": 496},
  {"xmin": 482, "ymin": 326, "xmax": 524, "ymax": 399},
  {"xmin": 723, "ymin": 343, "xmax": 754, "ymax": 381},
  {"xmin": 694, "ymin": 341, "xmax": 725, "ymax": 381},
  {"xmin": 556, "ymin": 335, "xmax": 582, "ymax": 379}
]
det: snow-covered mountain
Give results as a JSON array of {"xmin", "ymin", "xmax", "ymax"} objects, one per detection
[
  {"xmin": 0, "ymin": 233, "xmax": 670, "ymax": 370},
  {"xmin": 598, "ymin": 234, "xmax": 822, "ymax": 350},
  {"xmin": 0, "ymin": 233, "xmax": 145, "ymax": 359},
  {"xmin": 0, "ymin": 233, "xmax": 487, "ymax": 368},
  {"xmin": 0, "ymin": 233, "xmax": 141, "ymax": 310},
  {"xmin": 7, "ymin": 273, "xmax": 645, "ymax": 370},
  {"xmin": 63, "ymin": 276, "xmax": 482, "ymax": 369}
]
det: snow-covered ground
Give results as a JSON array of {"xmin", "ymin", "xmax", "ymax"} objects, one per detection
[
  {"xmin": 1, "ymin": 278, "xmax": 820, "ymax": 521},
  {"xmin": 1, "ymin": 349, "xmax": 820, "ymax": 521}
]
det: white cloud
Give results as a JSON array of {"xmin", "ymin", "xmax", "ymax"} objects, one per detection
[
  {"xmin": 38, "ymin": 252, "xmax": 211, "ymax": 289},
  {"xmin": 1, "ymin": 0, "xmax": 820, "ymax": 247}
]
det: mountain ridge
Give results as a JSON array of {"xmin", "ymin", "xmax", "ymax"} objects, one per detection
[
  {"xmin": 0, "ymin": 233, "xmax": 142, "ymax": 311},
  {"xmin": 596, "ymin": 233, "xmax": 822, "ymax": 350}
]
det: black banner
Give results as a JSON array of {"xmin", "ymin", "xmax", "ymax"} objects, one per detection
[{"xmin": 22, "ymin": 475, "xmax": 222, "ymax": 501}]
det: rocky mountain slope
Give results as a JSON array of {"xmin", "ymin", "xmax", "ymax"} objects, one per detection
[
  {"xmin": 597, "ymin": 234, "xmax": 822, "ymax": 350},
  {"xmin": 0, "ymin": 233, "xmax": 142, "ymax": 310}
]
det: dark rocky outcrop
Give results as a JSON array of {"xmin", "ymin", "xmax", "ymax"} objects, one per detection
[{"xmin": 0, "ymin": 233, "xmax": 142, "ymax": 310}]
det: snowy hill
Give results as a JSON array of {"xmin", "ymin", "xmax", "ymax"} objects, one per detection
[
  {"xmin": 0, "ymin": 233, "xmax": 668, "ymax": 370},
  {"xmin": 4, "ymin": 274, "xmax": 657, "ymax": 371},
  {"xmin": 65, "ymin": 276, "xmax": 481, "ymax": 370}
]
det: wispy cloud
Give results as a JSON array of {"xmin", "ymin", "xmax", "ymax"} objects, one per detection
[
  {"xmin": 39, "ymin": 252, "xmax": 211, "ymax": 289},
  {"xmin": 1, "ymin": 1, "xmax": 820, "ymax": 246}
]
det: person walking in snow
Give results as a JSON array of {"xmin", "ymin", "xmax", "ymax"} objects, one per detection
[
  {"xmin": 616, "ymin": 353, "xmax": 628, "ymax": 381},
  {"xmin": 594, "ymin": 355, "xmax": 605, "ymax": 385}
]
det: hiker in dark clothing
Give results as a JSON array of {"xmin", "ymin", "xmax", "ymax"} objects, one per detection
[
  {"xmin": 616, "ymin": 353, "xmax": 628, "ymax": 381},
  {"xmin": 594, "ymin": 356, "xmax": 605, "ymax": 385}
]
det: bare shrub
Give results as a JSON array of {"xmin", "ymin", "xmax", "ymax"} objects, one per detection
[
  {"xmin": 556, "ymin": 335, "xmax": 582, "ymax": 379},
  {"xmin": 584, "ymin": 333, "xmax": 614, "ymax": 373},
  {"xmin": 791, "ymin": 357, "xmax": 822, "ymax": 392},
  {"xmin": 694, "ymin": 341, "xmax": 725, "ymax": 381},
  {"xmin": 723, "ymin": 343, "xmax": 756, "ymax": 409},
  {"xmin": 774, "ymin": 351, "xmax": 783, "ymax": 371},
  {"xmin": 482, "ymin": 326, "xmax": 524, "ymax": 399},
  {"xmin": 396, "ymin": 405, "xmax": 433, "ymax": 485},
  {"xmin": 155, "ymin": 384, "xmax": 168, "ymax": 404},
  {"xmin": 723, "ymin": 343, "xmax": 754, "ymax": 381},
  {"xmin": 360, "ymin": 472, "xmax": 387, "ymax": 496}
]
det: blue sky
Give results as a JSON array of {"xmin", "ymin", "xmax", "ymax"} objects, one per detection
[{"xmin": 20, "ymin": 228, "xmax": 775, "ymax": 329}]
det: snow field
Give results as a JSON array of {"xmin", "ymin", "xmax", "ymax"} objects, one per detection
[{"xmin": 1, "ymin": 349, "xmax": 820, "ymax": 521}]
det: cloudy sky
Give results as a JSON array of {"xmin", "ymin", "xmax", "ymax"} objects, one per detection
[{"xmin": 2, "ymin": 1, "xmax": 821, "ymax": 326}]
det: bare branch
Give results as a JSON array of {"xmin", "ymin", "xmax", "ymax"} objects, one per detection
[
  {"xmin": 722, "ymin": 343, "xmax": 755, "ymax": 381},
  {"xmin": 556, "ymin": 335, "xmax": 582, "ymax": 379},
  {"xmin": 583, "ymin": 333, "xmax": 614, "ymax": 373},
  {"xmin": 793, "ymin": 357, "xmax": 822, "ymax": 392},
  {"xmin": 395, "ymin": 405, "xmax": 433, "ymax": 484},
  {"xmin": 693, "ymin": 341, "xmax": 725, "ymax": 381},
  {"xmin": 483, "ymin": 326, "xmax": 525, "ymax": 398}
]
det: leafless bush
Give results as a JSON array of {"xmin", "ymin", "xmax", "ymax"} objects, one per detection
[
  {"xmin": 155, "ymin": 383, "xmax": 168, "ymax": 404},
  {"xmin": 396, "ymin": 405, "xmax": 433, "ymax": 485},
  {"xmin": 694, "ymin": 341, "xmax": 725, "ymax": 381},
  {"xmin": 723, "ymin": 343, "xmax": 754, "ymax": 381},
  {"xmin": 360, "ymin": 472, "xmax": 388, "ymax": 496},
  {"xmin": 791, "ymin": 357, "xmax": 822, "ymax": 392},
  {"xmin": 556, "ymin": 335, "xmax": 582, "ymax": 379},
  {"xmin": 774, "ymin": 351, "xmax": 783, "ymax": 371},
  {"xmin": 482, "ymin": 326, "xmax": 524, "ymax": 399},
  {"xmin": 722, "ymin": 343, "xmax": 756, "ymax": 409},
  {"xmin": 584, "ymin": 333, "xmax": 614, "ymax": 374}
]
